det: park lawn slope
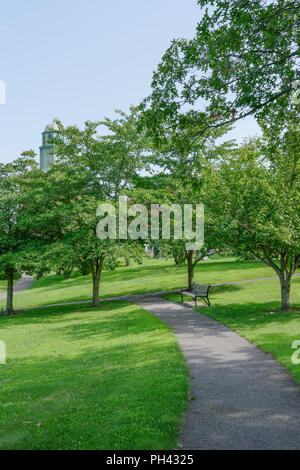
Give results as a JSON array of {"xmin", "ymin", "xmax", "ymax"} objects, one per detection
[
  {"xmin": 165, "ymin": 276, "xmax": 300, "ymax": 386},
  {"xmin": 0, "ymin": 301, "xmax": 189, "ymax": 450},
  {"xmin": 1, "ymin": 257, "xmax": 281, "ymax": 309}
]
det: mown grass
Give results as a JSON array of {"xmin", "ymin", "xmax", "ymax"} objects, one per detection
[
  {"xmin": 165, "ymin": 275, "xmax": 300, "ymax": 385},
  {"xmin": 1, "ymin": 257, "xmax": 299, "ymax": 449},
  {"xmin": 0, "ymin": 257, "xmax": 279, "ymax": 309},
  {"xmin": 0, "ymin": 301, "xmax": 189, "ymax": 450}
]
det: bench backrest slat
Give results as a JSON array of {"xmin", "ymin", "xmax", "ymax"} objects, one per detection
[{"xmin": 192, "ymin": 283, "xmax": 210, "ymax": 296}]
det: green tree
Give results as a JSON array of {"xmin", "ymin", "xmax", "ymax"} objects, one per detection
[
  {"xmin": 128, "ymin": 178, "xmax": 221, "ymax": 288},
  {"xmin": 52, "ymin": 112, "xmax": 147, "ymax": 199},
  {"xmin": 201, "ymin": 130, "xmax": 300, "ymax": 311},
  {"xmin": 0, "ymin": 152, "xmax": 42, "ymax": 314},
  {"xmin": 42, "ymin": 117, "xmax": 148, "ymax": 306},
  {"xmin": 144, "ymin": 0, "xmax": 299, "ymax": 142},
  {"xmin": 60, "ymin": 197, "xmax": 121, "ymax": 307}
]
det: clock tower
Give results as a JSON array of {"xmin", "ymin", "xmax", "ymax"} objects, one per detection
[{"xmin": 39, "ymin": 121, "xmax": 57, "ymax": 171}]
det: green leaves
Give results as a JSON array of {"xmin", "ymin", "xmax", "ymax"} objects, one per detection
[
  {"xmin": 145, "ymin": 0, "xmax": 299, "ymax": 143},
  {"xmin": 200, "ymin": 129, "xmax": 300, "ymax": 290}
]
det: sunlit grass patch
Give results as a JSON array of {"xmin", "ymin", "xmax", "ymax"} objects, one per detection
[
  {"xmin": 1, "ymin": 256, "xmax": 280, "ymax": 309},
  {"xmin": 0, "ymin": 301, "xmax": 189, "ymax": 450}
]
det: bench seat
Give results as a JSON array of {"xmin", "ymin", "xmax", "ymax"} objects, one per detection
[{"xmin": 181, "ymin": 283, "xmax": 211, "ymax": 307}]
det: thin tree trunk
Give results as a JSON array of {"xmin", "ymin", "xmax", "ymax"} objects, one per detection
[
  {"xmin": 279, "ymin": 273, "xmax": 291, "ymax": 311},
  {"xmin": 186, "ymin": 250, "xmax": 194, "ymax": 288},
  {"xmin": 63, "ymin": 269, "xmax": 73, "ymax": 279},
  {"xmin": 188, "ymin": 264, "xmax": 194, "ymax": 289},
  {"xmin": 92, "ymin": 273, "xmax": 100, "ymax": 307},
  {"xmin": 125, "ymin": 257, "xmax": 131, "ymax": 267},
  {"xmin": 5, "ymin": 270, "xmax": 14, "ymax": 315},
  {"xmin": 173, "ymin": 250, "xmax": 179, "ymax": 265},
  {"xmin": 249, "ymin": 249, "xmax": 297, "ymax": 312},
  {"xmin": 92, "ymin": 256, "xmax": 104, "ymax": 307}
]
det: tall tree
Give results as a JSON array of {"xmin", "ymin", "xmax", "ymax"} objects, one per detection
[
  {"xmin": 42, "ymin": 116, "xmax": 148, "ymax": 306},
  {"xmin": 200, "ymin": 130, "xmax": 300, "ymax": 311},
  {"xmin": 128, "ymin": 178, "xmax": 221, "ymax": 288},
  {"xmin": 143, "ymin": 0, "xmax": 299, "ymax": 143},
  {"xmin": 0, "ymin": 152, "xmax": 43, "ymax": 314}
]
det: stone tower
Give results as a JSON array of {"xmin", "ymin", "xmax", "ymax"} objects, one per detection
[{"xmin": 39, "ymin": 121, "xmax": 57, "ymax": 171}]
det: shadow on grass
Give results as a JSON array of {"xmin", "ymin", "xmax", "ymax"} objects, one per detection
[
  {"xmin": 0, "ymin": 299, "xmax": 189, "ymax": 450},
  {"xmin": 210, "ymin": 284, "xmax": 242, "ymax": 294},
  {"xmin": 0, "ymin": 301, "xmax": 131, "ymax": 327}
]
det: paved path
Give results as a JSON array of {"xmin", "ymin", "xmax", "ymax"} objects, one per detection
[
  {"xmin": 213, "ymin": 273, "xmax": 300, "ymax": 286},
  {"xmin": 0, "ymin": 275, "xmax": 35, "ymax": 301},
  {"xmin": 18, "ymin": 273, "xmax": 299, "ymax": 311},
  {"xmin": 132, "ymin": 295, "xmax": 300, "ymax": 450}
]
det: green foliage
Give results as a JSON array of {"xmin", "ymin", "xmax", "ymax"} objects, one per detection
[
  {"xmin": 23, "ymin": 114, "xmax": 153, "ymax": 306},
  {"xmin": 0, "ymin": 152, "xmax": 47, "ymax": 313},
  {"xmin": 52, "ymin": 110, "xmax": 148, "ymax": 199},
  {"xmin": 144, "ymin": 0, "xmax": 299, "ymax": 142},
  {"xmin": 199, "ymin": 128, "xmax": 300, "ymax": 309}
]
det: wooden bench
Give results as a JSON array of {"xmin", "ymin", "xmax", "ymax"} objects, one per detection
[{"xmin": 180, "ymin": 283, "xmax": 211, "ymax": 307}]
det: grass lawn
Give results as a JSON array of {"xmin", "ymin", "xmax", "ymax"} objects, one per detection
[
  {"xmin": 165, "ymin": 275, "xmax": 300, "ymax": 385},
  {"xmin": 0, "ymin": 301, "xmax": 189, "ymax": 450},
  {"xmin": 1, "ymin": 257, "xmax": 299, "ymax": 449},
  {"xmin": 1, "ymin": 256, "xmax": 281, "ymax": 309}
]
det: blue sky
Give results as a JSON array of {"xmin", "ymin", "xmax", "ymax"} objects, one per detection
[{"xmin": 0, "ymin": 0, "xmax": 260, "ymax": 164}]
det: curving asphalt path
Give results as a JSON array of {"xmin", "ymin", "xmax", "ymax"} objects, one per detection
[{"xmin": 131, "ymin": 295, "xmax": 300, "ymax": 450}]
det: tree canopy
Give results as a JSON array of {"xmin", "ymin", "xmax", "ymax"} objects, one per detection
[
  {"xmin": 199, "ymin": 127, "xmax": 300, "ymax": 310},
  {"xmin": 143, "ymin": 0, "xmax": 299, "ymax": 143}
]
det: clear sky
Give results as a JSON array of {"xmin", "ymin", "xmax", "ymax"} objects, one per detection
[{"xmin": 0, "ymin": 0, "xmax": 260, "ymax": 164}]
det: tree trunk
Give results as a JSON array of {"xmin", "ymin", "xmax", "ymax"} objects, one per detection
[
  {"xmin": 173, "ymin": 250, "xmax": 179, "ymax": 265},
  {"xmin": 5, "ymin": 270, "xmax": 14, "ymax": 315},
  {"xmin": 125, "ymin": 257, "xmax": 131, "ymax": 267},
  {"xmin": 63, "ymin": 269, "xmax": 73, "ymax": 279},
  {"xmin": 250, "ymin": 250, "xmax": 297, "ymax": 312},
  {"xmin": 91, "ymin": 256, "xmax": 104, "ymax": 307},
  {"xmin": 186, "ymin": 251, "xmax": 194, "ymax": 288},
  {"xmin": 279, "ymin": 274, "xmax": 291, "ymax": 311},
  {"xmin": 92, "ymin": 273, "xmax": 100, "ymax": 307}
]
